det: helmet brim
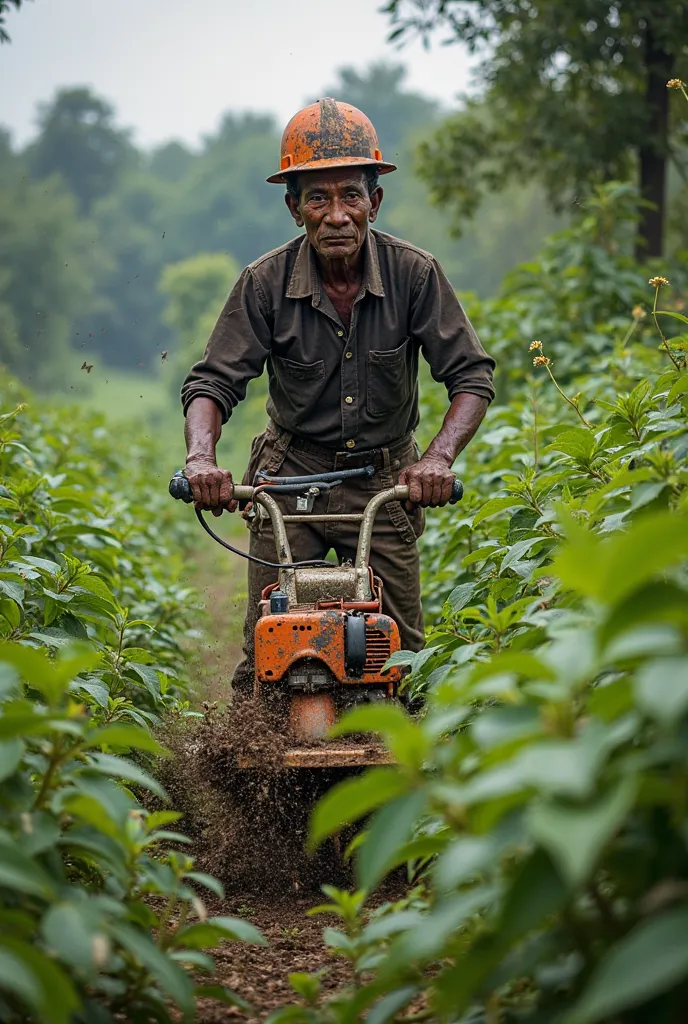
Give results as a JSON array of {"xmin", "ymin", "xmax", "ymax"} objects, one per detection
[{"xmin": 266, "ymin": 155, "xmax": 397, "ymax": 185}]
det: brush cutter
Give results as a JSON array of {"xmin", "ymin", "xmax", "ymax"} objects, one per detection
[{"xmin": 169, "ymin": 464, "xmax": 463, "ymax": 768}]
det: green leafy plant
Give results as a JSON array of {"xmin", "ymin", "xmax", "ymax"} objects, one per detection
[
  {"xmin": 271, "ymin": 186, "xmax": 688, "ymax": 1024},
  {"xmin": 0, "ymin": 385, "xmax": 265, "ymax": 1021}
]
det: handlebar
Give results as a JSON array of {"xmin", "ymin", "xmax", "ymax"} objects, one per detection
[{"xmin": 168, "ymin": 471, "xmax": 464, "ymax": 505}]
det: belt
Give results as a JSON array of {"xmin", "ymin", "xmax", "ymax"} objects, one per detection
[{"xmin": 268, "ymin": 423, "xmax": 414, "ymax": 472}]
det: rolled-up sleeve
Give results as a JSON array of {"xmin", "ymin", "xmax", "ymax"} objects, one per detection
[
  {"xmin": 180, "ymin": 268, "xmax": 271, "ymax": 423},
  {"xmin": 410, "ymin": 257, "xmax": 495, "ymax": 404}
]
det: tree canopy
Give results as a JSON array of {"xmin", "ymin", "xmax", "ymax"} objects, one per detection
[
  {"xmin": 385, "ymin": 0, "xmax": 688, "ymax": 256},
  {"xmin": 27, "ymin": 88, "xmax": 137, "ymax": 214}
]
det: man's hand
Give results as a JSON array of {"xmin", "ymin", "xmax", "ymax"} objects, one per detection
[
  {"xmin": 184, "ymin": 456, "xmax": 236, "ymax": 516},
  {"xmin": 399, "ymin": 454, "xmax": 455, "ymax": 510}
]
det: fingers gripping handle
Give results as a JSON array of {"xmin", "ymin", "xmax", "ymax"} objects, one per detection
[{"xmin": 169, "ymin": 471, "xmax": 193, "ymax": 503}]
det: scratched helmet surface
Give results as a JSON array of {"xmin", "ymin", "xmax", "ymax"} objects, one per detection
[{"xmin": 266, "ymin": 98, "xmax": 397, "ymax": 184}]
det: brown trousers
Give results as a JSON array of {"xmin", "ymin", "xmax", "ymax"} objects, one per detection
[{"xmin": 231, "ymin": 423, "xmax": 426, "ymax": 693}]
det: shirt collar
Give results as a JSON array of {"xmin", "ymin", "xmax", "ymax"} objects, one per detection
[{"xmin": 286, "ymin": 229, "xmax": 385, "ymax": 301}]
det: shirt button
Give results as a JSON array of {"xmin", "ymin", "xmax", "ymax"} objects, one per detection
[
  {"xmin": 345, "ymin": 396, "xmax": 353, "ymax": 404},
  {"xmin": 336, "ymin": 330, "xmax": 344, "ymax": 337},
  {"xmin": 346, "ymin": 440, "xmax": 356, "ymax": 449},
  {"xmin": 345, "ymin": 351, "xmax": 353, "ymax": 359}
]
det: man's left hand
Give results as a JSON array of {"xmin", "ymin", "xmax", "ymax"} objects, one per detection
[{"xmin": 399, "ymin": 454, "xmax": 455, "ymax": 510}]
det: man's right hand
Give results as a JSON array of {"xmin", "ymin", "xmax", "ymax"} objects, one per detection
[{"xmin": 184, "ymin": 457, "xmax": 237, "ymax": 516}]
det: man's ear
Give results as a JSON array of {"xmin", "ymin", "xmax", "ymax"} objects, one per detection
[
  {"xmin": 285, "ymin": 191, "xmax": 304, "ymax": 227},
  {"xmin": 368, "ymin": 186, "xmax": 383, "ymax": 223}
]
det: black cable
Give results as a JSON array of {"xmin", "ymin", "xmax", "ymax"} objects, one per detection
[{"xmin": 194, "ymin": 509, "xmax": 332, "ymax": 569}]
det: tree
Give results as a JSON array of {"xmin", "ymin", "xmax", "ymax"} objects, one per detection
[
  {"xmin": 26, "ymin": 87, "xmax": 136, "ymax": 214},
  {"xmin": 0, "ymin": 0, "xmax": 25, "ymax": 43},
  {"xmin": 0, "ymin": 170, "xmax": 102, "ymax": 386},
  {"xmin": 385, "ymin": 0, "xmax": 688, "ymax": 257},
  {"xmin": 171, "ymin": 113, "xmax": 286, "ymax": 268},
  {"xmin": 149, "ymin": 141, "xmax": 194, "ymax": 183},
  {"xmin": 87, "ymin": 171, "xmax": 175, "ymax": 370}
]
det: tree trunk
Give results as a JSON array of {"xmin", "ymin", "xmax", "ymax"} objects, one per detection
[{"xmin": 636, "ymin": 24, "xmax": 673, "ymax": 260}]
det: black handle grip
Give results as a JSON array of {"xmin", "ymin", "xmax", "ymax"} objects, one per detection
[
  {"xmin": 450, "ymin": 478, "xmax": 464, "ymax": 504},
  {"xmin": 169, "ymin": 471, "xmax": 193, "ymax": 503}
]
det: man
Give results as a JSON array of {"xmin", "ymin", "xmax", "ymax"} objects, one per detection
[{"xmin": 181, "ymin": 98, "xmax": 495, "ymax": 693}]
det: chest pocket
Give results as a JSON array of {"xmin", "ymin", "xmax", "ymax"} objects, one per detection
[
  {"xmin": 367, "ymin": 341, "xmax": 411, "ymax": 418},
  {"xmin": 271, "ymin": 355, "xmax": 327, "ymax": 427}
]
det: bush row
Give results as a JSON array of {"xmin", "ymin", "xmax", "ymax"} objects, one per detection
[
  {"xmin": 271, "ymin": 187, "xmax": 688, "ymax": 1023},
  {"xmin": 0, "ymin": 380, "xmax": 263, "ymax": 1024}
]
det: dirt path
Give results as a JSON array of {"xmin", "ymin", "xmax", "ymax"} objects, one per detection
[{"xmin": 182, "ymin": 525, "xmax": 364, "ymax": 1019}]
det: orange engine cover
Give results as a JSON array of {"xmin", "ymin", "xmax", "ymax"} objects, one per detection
[{"xmin": 254, "ymin": 609, "xmax": 401, "ymax": 685}]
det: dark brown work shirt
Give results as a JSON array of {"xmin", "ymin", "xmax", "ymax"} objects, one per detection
[{"xmin": 181, "ymin": 229, "xmax": 495, "ymax": 449}]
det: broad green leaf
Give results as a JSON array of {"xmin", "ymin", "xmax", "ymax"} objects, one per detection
[
  {"xmin": 183, "ymin": 871, "xmax": 225, "ymax": 899},
  {"xmin": 0, "ymin": 598, "xmax": 20, "ymax": 629},
  {"xmin": 86, "ymin": 724, "xmax": 167, "ymax": 755},
  {"xmin": 0, "ymin": 938, "xmax": 79, "ymax": 1024},
  {"xmin": 666, "ymin": 373, "xmax": 688, "ymax": 405},
  {"xmin": 0, "ymin": 843, "xmax": 56, "ymax": 898},
  {"xmin": 287, "ymin": 971, "xmax": 322, "ymax": 1002},
  {"xmin": 528, "ymin": 776, "xmax": 635, "ymax": 887},
  {"xmin": 309, "ymin": 767, "xmax": 407, "ymax": 850},
  {"xmin": 366, "ymin": 987, "xmax": 419, "ymax": 1024},
  {"xmin": 42, "ymin": 903, "xmax": 100, "ymax": 973},
  {"xmin": 0, "ymin": 947, "xmax": 42, "ymax": 1013},
  {"xmin": 445, "ymin": 582, "xmax": 476, "ymax": 612},
  {"xmin": 330, "ymin": 704, "xmax": 427, "ymax": 767},
  {"xmin": 0, "ymin": 738, "xmax": 23, "ymax": 781},
  {"xmin": 472, "ymin": 705, "xmax": 542, "ymax": 749},
  {"xmin": 565, "ymin": 908, "xmax": 688, "ymax": 1024},
  {"xmin": 554, "ymin": 512, "xmax": 688, "ymax": 606},
  {"xmin": 545, "ymin": 427, "xmax": 596, "ymax": 459},
  {"xmin": 127, "ymin": 662, "xmax": 161, "ymax": 698},
  {"xmin": 498, "ymin": 848, "xmax": 566, "ymax": 942},
  {"xmin": 381, "ymin": 886, "xmax": 498, "ymax": 973},
  {"xmin": 634, "ymin": 656, "xmax": 688, "ymax": 725},
  {"xmin": 657, "ymin": 309, "xmax": 688, "ymax": 326},
  {"xmin": 473, "ymin": 495, "xmax": 526, "ymax": 526},
  {"xmin": 109, "ymin": 921, "xmax": 194, "ymax": 1015},
  {"xmin": 85, "ymin": 753, "xmax": 168, "ymax": 799},
  {"xmin": 357, "ymin": 790, "xmax": 428, "ymax": 890}
]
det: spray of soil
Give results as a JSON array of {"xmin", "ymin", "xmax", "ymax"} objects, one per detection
[{"xmin": 160, "ymin": 697, "xmax": 355, "ymax": 895}]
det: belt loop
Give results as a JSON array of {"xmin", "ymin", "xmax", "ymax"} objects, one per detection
[{"xmin": 266, "ymin": 427, "xmax": 293, "ymax": 473}]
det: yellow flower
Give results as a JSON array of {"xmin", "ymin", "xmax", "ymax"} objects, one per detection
[
  {"xmin": 632, "ymin": 305, "xmax": 646, "ymax": 320},
  {"xmin": 529, "ymin": 340, "xmax": 543, "ymax": 351},
  {"xmin": 649, "ymin": 276, "xmax": 670, "ymax": 288},
  {"xmin": 533, "ymin": 355, "xmax": 551, "ymax": 367},
  {"xmin": 667, "ymin": 79, "xmax": 685, "ymax": 89}
]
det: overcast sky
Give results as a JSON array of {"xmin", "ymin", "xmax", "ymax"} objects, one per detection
[{"xmin": 0, "ymin": 0, "xmax": 474, "ymax": 150}]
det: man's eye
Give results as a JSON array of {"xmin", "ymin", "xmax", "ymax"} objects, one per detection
[
  {"xmin": 345, "ymin": 192, "xmax": 362, "ymax": 201},
  {"xmin": 308, "ymin": 194, "xmax": 326, "ymax": 203}
]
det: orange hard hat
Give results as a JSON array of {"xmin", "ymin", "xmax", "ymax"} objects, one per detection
[{"xmin": 266, "ymin": 98, "xmax": 397, "ymax": 184}]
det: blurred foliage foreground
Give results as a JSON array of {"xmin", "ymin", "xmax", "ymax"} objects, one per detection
[
  {"xmin": 269, "ymin": 186, "xmax": 688, "ymax": 1023},
  {"xmin": 0, "ymin": 382, "xmax": 266, "ymax": 1023}
]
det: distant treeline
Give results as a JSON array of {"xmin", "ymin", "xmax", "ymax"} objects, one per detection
[{"xmin": 0, "ymin": 63, "xmax": 563, "ymax": 388}]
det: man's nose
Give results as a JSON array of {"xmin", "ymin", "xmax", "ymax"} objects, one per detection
[{"xmin": 325, "ymin": 198, "xmax": 351, "ymax": 226}]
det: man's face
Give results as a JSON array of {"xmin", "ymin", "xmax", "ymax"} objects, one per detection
[{"xmin": 285, "ymin": 168, "xmax": 382, "ymax": 262}]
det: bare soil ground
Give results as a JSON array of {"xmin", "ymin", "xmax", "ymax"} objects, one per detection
[{"xmin": 172, "ymin": 528, "xmax": 399, "ymax": 1019}]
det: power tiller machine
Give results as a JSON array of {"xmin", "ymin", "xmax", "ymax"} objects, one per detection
[{"xmin": 169, "ymin": 462, "xmax": 463, "ymax": 769}]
